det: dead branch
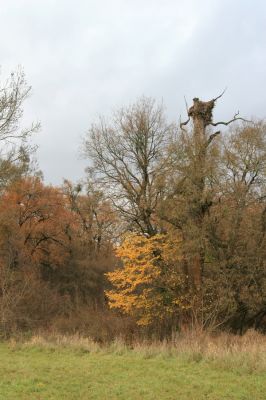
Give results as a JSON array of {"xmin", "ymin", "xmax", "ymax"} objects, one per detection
[
  {"xmin": 184, "ymin": 96, "xmax": 189, "ymax": 114},
  {"xmin": 207, "ymin": 130, "xmax": 221, "ymax": 145},
  {"xmin": 180, "ymin": 117, "xmax": 190, "ymax": 131},
  {"xmin": 212, "ymin": 87, "xmax": 227, "ymax": 102},
  {"xmin": 210, "ymin": 114, "xmax": 252, "ymax": 127},
  {"xmin": 179, "ymin": 96, "xmax": 191, "ymax": 131}
]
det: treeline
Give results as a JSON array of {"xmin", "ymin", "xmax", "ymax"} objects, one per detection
[{"xmin": 0, "ymin": 69, "xmax": 265, "ymax": 339}]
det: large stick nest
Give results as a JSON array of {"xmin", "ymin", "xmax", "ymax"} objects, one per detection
[{"xmin": 188, "ymin": 98, "xmax": 215, "ymax": 126}]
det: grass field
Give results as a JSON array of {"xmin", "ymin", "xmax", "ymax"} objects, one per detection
[{"xmin": 0, "ymin": 335, "xmax": 266, "ymax": 399}]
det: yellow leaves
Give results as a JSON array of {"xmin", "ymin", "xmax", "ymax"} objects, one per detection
[{"xmin": 106, "ymin": 232, "xmax": 189, "ymax": 326}]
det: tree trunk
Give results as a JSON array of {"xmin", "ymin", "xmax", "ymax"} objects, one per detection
[{"xmin": 186, "ymin": 98, "xmax": 216, "ymax": 290}]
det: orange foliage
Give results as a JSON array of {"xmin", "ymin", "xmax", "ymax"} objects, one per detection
[
  {"xmin": 0, "ymin": 177, "xmax": 75, "ymax": 271},
  {"xmin": 106, "ymin": 233, "xmax": 190, "ymax": 326}
]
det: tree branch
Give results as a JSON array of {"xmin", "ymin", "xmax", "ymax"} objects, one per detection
[
  {"xmin": 207, "ymin": 130, "xmax": 221, "ymax": 145},
  {"xmin": 180, "ymin": 117, "xmax": 190, "ymax": 131},
  {"xmin": 210, "ymin": 112, "xmax": 252, "ymax": 127},
  {"xmin": 212, "ymin": 87, "xmax": 227, "ymax": 102}
]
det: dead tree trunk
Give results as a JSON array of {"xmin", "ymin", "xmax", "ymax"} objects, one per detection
[
  {"xmin": 180, "ymin": 92, "xmax": 248, "ymax": 290},
  {"xmin": 188, "ymin": 98, "xmax": 215, "ymax": 289}
]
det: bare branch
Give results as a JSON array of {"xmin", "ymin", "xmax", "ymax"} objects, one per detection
[
  {"xmin": 210, "ymin": 115, "xmax": 252, "ymax": 127},
  {"xmin": 213, "ymin": 87, "xmax": 227, "ymax": 102},
  {"xmin": 184, "ymin": 96, "xmax": 189, "ymax": 114},
  {"xmin": 180, "ymin": 117, "xmax": 190, "ymax": 131},
  {"xmin": 207, "ymin": 130, "xmax": 221, "ymax": 145},
  {"xmin": 179, "ymin": 96, "xmax": 191, "ymax": 132}
]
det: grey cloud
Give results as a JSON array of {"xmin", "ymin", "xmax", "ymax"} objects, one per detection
[{"xmin": 0, "ymin": 0, "xmax": 265, "ymax": 184}]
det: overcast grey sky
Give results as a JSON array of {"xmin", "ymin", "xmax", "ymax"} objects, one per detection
[{"xmin": 1, "ymin": 0, "xmax": 266, "ymax": 184}]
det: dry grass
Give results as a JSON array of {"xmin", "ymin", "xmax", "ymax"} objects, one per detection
[
  {"xmin": 133, "ymin": 329, "xmax": 266, "ymax": 372},
  {"xmin": 9, "ymin": 329, "xmax": 266, "ymax": 372}
]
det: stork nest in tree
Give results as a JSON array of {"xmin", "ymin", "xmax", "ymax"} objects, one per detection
[
  {"xmin": 180, "ymin": 90, "xmax": 250, "ymax": 132},
  {"xmin": 188, "ymin": 98, "xmax": 215, "ymax": 126}
]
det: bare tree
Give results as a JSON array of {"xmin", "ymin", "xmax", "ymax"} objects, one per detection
[
  {"xmin": 84, "ymin": 97, "xmax": 174, "ymax": 236},
  {"xmin": 0, "ymin": 67, "xmax": 40, "ymax": 186},
  {"xmin": 177, "ymin": 93, "xmax": 250, "ymax": 290},
  {"xmin": 0, "ymin": 67, "xmax": 39, "ymax": 144}
]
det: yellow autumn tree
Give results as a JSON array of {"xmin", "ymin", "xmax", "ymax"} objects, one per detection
[{"xmin": 106, "ymin": 233, "xmax": 191, "ymax": 326}]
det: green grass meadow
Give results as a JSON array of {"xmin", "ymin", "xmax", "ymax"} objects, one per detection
[{"xmin": 0, "ymin": 341, "xmax": 266, "ymax": 400}]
